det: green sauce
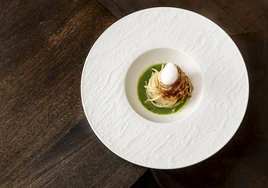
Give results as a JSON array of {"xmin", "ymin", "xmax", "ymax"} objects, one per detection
[{"xmin": 137, "ymin": 63, "xmax": 189, "ymax": 115}]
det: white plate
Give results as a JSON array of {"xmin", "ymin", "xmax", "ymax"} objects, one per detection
[{"xmin": 81, "ymin": 8, "xmax": 249, "ymax": 169}]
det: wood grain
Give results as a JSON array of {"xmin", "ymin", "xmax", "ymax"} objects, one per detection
[
  {"xmin": 0, "ymin": 0, "xmax": 145, "ymax": 187},
  {"xmin": 247, "ymin": 8, "xmax": 268, "ymax": 32},
  {"xmin": 214, "ymin": 0, "xmax": 268, "ymax": 29},
  {"xmin": 0, "ymin": 0, "xmax": 88, "ymax": 79},
  {"xmin": 131, "ymin": 170, "xmax": 160, "ymax": 188},
  {"xmin": 99, "ymin": 0, "xmax": 245, "ymax": 35},
  {"xmin": 1, "ymin": 117, "xmax": 144, "ymax": 187}
]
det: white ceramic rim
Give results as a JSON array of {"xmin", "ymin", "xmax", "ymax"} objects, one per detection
[{"xmin": 81, "ymin": 7, "xmax": 249, "ymax": 169}]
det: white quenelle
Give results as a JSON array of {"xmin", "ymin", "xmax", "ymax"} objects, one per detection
[{"xmin": 160, "ymin": 62, "xmax": 179, "ymax": 85}]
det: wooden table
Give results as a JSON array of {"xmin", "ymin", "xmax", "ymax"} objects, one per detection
[{"xmin": 1, "ymin": 0, "xmax": 267, "ymax": 187}]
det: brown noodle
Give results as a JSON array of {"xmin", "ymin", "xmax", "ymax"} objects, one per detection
[{"xmin": 144, "ymin": 64, "xmax": 193, "ymax": 109}]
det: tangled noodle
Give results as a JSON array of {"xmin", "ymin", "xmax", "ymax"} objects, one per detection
[{"xmin": 145, "ymin": 64, "xmax": 193, "ymax": 109}]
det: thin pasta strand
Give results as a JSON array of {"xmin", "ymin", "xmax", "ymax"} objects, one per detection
[{"xmin": 144, "ymin": 64, "xmax": 193, "ymax": 108}]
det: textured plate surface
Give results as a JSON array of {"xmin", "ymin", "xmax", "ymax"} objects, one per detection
[{"xmin": 81, "ymin": 8, "xmax": 249, "ymax": 169}]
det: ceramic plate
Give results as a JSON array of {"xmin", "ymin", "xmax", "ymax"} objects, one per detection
[{"xmin": 81, "ymin": 8, "xmax": 249, "ymax": 169}]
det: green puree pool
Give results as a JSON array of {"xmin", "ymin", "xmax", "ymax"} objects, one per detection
[{"xmin": 137, "ymin": 63, "xmax": 189, "ymax": 115}]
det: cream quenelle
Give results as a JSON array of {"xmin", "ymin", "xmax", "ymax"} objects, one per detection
[{"xmin": 160, "ymin": 62, "xmax": 179, "ymax": 85}]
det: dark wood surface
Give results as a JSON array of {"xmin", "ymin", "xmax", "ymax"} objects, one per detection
[
  {"xmin": 0, "ymin": 0, "xmax": 145, "ymax": 187},
  {"xmin": 1, "ymin": 0, "xmax": 267, "ymax": 187},
  {"xmin": 99, "ymin": 0, "xmax": 268, "ymax": 34}
]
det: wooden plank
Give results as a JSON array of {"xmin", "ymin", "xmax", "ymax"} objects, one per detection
[
  {"xmin": 131, "ymin": 170, "xmax": 160, "ymax": 188},
  {"xmin": 0, "ymin": 0, "xmax": 89, "ymax": 79},
  {"xmin": 0, "ymin": 117, "xmax": 145, "ymax": 187},
  {"xmin": 99, "ymin": 0, "xmax": 245, "ymax": 35},
  {"xmin": 214, "ymin": 0, "xmax": 268, "ymax": 29},
  {"xmin": 0, "ymin": 0, "xmax": 145, "ymax": 187},
  {"xmin": 247, "ymin": 9, "xmax": 268, "ymax": 32}
]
